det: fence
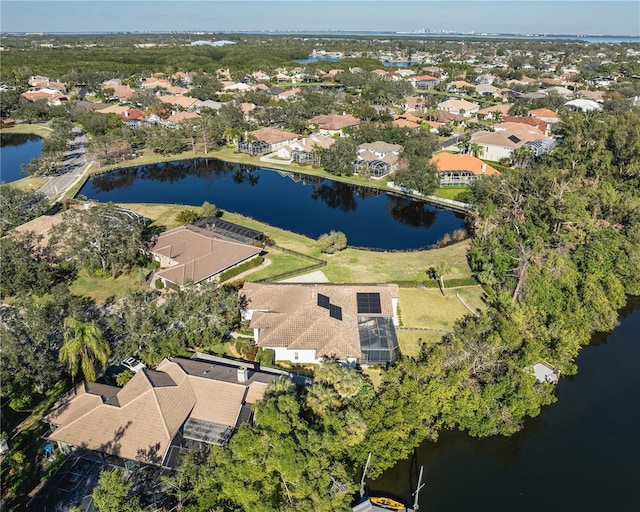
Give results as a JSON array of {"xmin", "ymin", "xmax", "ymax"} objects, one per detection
[{"xmin": 254, "ymin": 244, "xmax": 327, "ymax": 283}]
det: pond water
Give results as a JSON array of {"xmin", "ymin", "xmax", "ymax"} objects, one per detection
[
  {"xmin": 78, "ymin": 158, "xmax": 466, "ymax": 251},
  {"xmin": 0, "ymin": 133, "xmax": 43, "ymax": 184},
  {"xmin": 368, "ymin": 296, "xmax": 640, "ymax": 511}
]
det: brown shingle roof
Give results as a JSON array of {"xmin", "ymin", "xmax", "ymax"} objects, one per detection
[
  {"xmin": 46, "ymin": 357, "xmax": 279, "ymax": 464},
  {"xmin": 249, "ymin": 127, "xmax": 298, "ymax": 144},
  {"xmin": 242, "ymin": 283, "xmax": 399, "ymax": 360},
  {"xmin": 151, "ymin": 225, "xmax": 262, "ymax": 286},
  {"xmin": 307, "ymin": 113, "xmax": 361, "ymax": 131}
]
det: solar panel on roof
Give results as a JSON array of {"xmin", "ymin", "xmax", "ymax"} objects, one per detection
[
  {"xmin": 318, "ymin": 293, "xmax": 330, "ymax": 309},
  {"xmin": 329, "ymin": 304, "xmax": 342, "ymax": 321},
  {"xmin": 357, "ymin": 292, "xmax": 382, "ymax": 314}
]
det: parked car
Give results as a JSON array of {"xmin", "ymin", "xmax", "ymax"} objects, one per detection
[{"xmin": 121, "ymin": 357, "xmax": 146, "ymax": 373}]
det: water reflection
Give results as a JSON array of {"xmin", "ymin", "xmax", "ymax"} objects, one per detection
[
  {"xmin": 387, "ymin": 196, "xmax": 437, "ymax": 228},
  {"xmin": 82, "ymin": 157, "xmax": 466, "ymax": 251},
  {"xmin": 1, "ymin": 133, "xmax": 42, "ymax": 147}
]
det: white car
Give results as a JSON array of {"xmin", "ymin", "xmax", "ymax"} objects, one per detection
[{"xmin": 121, "ymin": 357, "xmax": 146, "ymax": 373}]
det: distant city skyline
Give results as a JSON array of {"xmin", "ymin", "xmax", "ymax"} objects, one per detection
[{"xmin": 2, "ymin": 1, "xmax": 639, "ymax": 36}]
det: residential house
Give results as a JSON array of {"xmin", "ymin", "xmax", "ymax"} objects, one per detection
[
  {"xmin": 475, "ymin": 83, "xmax": 500, "ymax": 98},
  {"xmin": 354, "ymin": 142, "xmax": 404, "ymax": 178},
  {"xmin": 564, "ymin": 98, "xmax": 603, "ymax": 112},
  {"xmin": 431, "ymin": 152, "xmax": 499, "ymax": 186},
  {"xmin": 117, "ymin": 108, "xmax": 146, "ymax": 127},
  {"xmin": 140, "ymin": 77, "xmax": 171, "ymax": 90},
  {"xmin": 276, "ymin": 134, "xmax": 336, "ymax": 165},
  {"xmin": 392, "ymin": 114, "xmax": 422, "ymax": 130},
  {"xmin": 470, "ymin": 122, "xmax": 554, "ymax": 161},
  {"xmin": 403, "ymin": 96, "xmax": 424, "ymax": 113},
  {"xmin": 166, "ymin": 111, "xmax": 201, "ymax": 125},
  {"xmin": 45, "ymin": 354, "xmax": 288, "ymax": 467},
  {"xmin": 503, "ymin": 115, "xmax": 552, "ymax": 136},
  {"xmin": 307, "ymin": 113, "xmax": 361, "ymax": 136},
  {"xmin": 251, "ymin": 70, "xmax": 271, "ymax": 82},
  {"xmin": 437, "ymin": 98, "xmax": 480, "ymax": 117},
  {"xmin": 103, "ymin": 84, "xmax": 136, "ymax": 102},
  {"xmin": 149, "ymin": 225, "xmax": 262, "ymax": 289},
  {"xmin": 21, "ymin": 89, "xmax": 68, "ymax": 105},
  {"xmin": 158, "ymin": 95, "xmax": 200, "ymax": 110},
  {"xmin": 528, "ymin": 108, "xmax": 561, "ymax": 124},
  {"xmin": 476, "ymin": 104, "xmax": 511, "ymax": 120},
  {"xmin": 238, "ymin": 127, "xmax": 299, "ymax": 155},
  {"xmin": 241, "ymin": 283, "xmax": 401, "ymax": 365},
  {"xmin": 409, "ymin": 74, "xmax": 440, "ymax": 89}
]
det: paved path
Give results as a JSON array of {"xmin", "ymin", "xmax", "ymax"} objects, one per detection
[{"xmin": 37, "ymin": 129, "xmax": 90, "ymax": 201}]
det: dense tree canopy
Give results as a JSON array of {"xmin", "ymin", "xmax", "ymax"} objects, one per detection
[{"xmin": 50, "ymin": 203, "xmax": 146, "ymax": 276}]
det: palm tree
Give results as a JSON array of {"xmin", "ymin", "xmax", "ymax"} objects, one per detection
[
  {"xmin": 59, "ymin": 317, "xmax": 110, "ymax": 382},
  {"xmin": 427, "ymin": 261, "xmax": 451, "ymax": 296}
]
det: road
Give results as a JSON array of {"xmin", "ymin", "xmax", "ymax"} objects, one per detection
[{"xmin": 37, "ymin": 128, "xmax": 91, "ymax": 201}]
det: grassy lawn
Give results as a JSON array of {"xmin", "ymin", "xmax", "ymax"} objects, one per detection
[
  {"xmin": 6, "ymin": 176, "xmax": 48, "ymax": 192},
  {"xmin": 69, "ymin": 268, "xmax": 148, "ymax": 304},
  {"xmin": 431, "ymin": 186, "xmax": 471, "ymax": 202},
  {"xmin": 245, "ymin": 250, "xmax": 318, "ymax": 282},
  {"xmin": 399, "ymin": 285, "xmax": 486, "ymax": 330},
  {"xmin": 0, "ymin": 123, "xmax": 53, "ymax": 137},
  {"xmin": 397, "ymin": 329, "xmax": 446, "ymax": 359},
  {"xmin": 324, "ymin": 240, "xmax": 472, "ymax": 283}
]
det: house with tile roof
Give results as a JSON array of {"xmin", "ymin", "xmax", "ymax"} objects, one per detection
[
  {"xmin": 354, "ymin": 142, "xmax": 404, "ymax": 178},
  {"xmin": 238, "ymin": 127, "xmax": 299, "ymax": 155},
  {"xmin": 307, "ymin": 113, "xmax": 361, "ymax": 136},
  {"xmin": 45, "ymin": 355, "xmax": 288, "ymax": 467},
  {"xmin": 241, "ymin": 283, "xmax": 401, "ymax": 365},
  {"xmin": 409, "ymin": 74, "xmax": 440, "ymax": 89},
  {"xmin": 470, "ymin": 122, "xmax": 555, "ymax": 161},
  {"xmin": 276, "ymin": 134, "xmax": 336, "ymax": 165},
  {"xmin": 431, "ymin": 152, "xmax": 499, "ymax": 186},
  {"xmin": 437, "ymin": 98, "xmax": 480, "ymax": 117},
  {"xmin": 528, "ymin": 108, "xmax": 561, "ymax": 124},
  {"xmin": 149, "ymin": 225, "xmax": 263, "ymax": 289}
]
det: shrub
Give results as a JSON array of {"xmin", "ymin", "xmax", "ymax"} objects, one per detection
[
  {"xmin": 452, "ymin": 228, "xmax": 467, "ymax": 242},
  {"xmin": 155, "ymin": 278, "xmax": 164, "ymax": 289},
  {"xmin": 217, "ymin": 256, "xmax": 264, "ymax": 282},
  {"xmin": 318, "ymin": 230, "xmax": 347, "ymax": 254},
  {"xmin": 201, "ymin": 201, "xmax": 222, "ymax": 218},
  {"xmin": 176, "ymin": 208, "xmax": 199, "ymax": 225},
  {"xmin": 9, "ymin": 392, "xmax": 33, "ymax": 412},
  {"xmin": 259, "ymin": 348, "xmax": 276, "ymax": 366}
]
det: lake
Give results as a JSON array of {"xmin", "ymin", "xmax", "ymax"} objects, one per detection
[
  {"xmin": 79, "ymin": 158, "xmax": 466, "ymax": 251},
  {"xmin": 0, "ymin": 133, "xmax": 43, "ymax": 184},
  {"xmin": 368, "ymin": 296, "xmax": 640, "ymax": 511}
]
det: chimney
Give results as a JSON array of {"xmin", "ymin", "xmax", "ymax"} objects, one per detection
[
  {"xmin": 481, "ymin": 163, "xmax": 486, "ymax": 174},
  {"xmin": 237, "ymin": 367, "xmax": 248, "ymax": 383}
]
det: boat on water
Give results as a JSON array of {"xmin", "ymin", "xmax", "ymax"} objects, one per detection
[
  {"xmin": 370, "ymin": 496, "xmax": 407, "ymax": 510},
  {"xmin": 353, "ymin": 454, "xmax": 424, "ymax": 512}
]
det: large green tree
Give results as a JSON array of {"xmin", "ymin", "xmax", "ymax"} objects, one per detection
[{"xmin": 50, "ymin": 203, "xmax": 145, "ymax": 275}]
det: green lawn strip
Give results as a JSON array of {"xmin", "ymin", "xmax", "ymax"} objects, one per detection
[
  {"xmin": 6, "ymin": 176, "xmax": 48, "ymax": 192},
  {"xmin": 323, "ymin": 240, "xmax": 472, "ymax": 283},
  {"xmin": 431, "ymin": 186, "xmax": 470, "ymax": 202},
  {"xmin": 397, "ymin": 330, "xmax": 445, "ymax": 359},
  {"xmin": 69, "ymin": 269, "xmax": 147, "ymax": 304},
  {"xmin": 0, "ymin": 123, "xmax": 53, "ymax": 137},
  {"xmin": 245, "ymin": 251, "xmax": 318, "ymax": 282}
]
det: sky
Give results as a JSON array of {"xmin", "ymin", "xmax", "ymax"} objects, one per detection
[{"xmin": 1, "ymin": 1, "xmax": 639, "ymax": 36}]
